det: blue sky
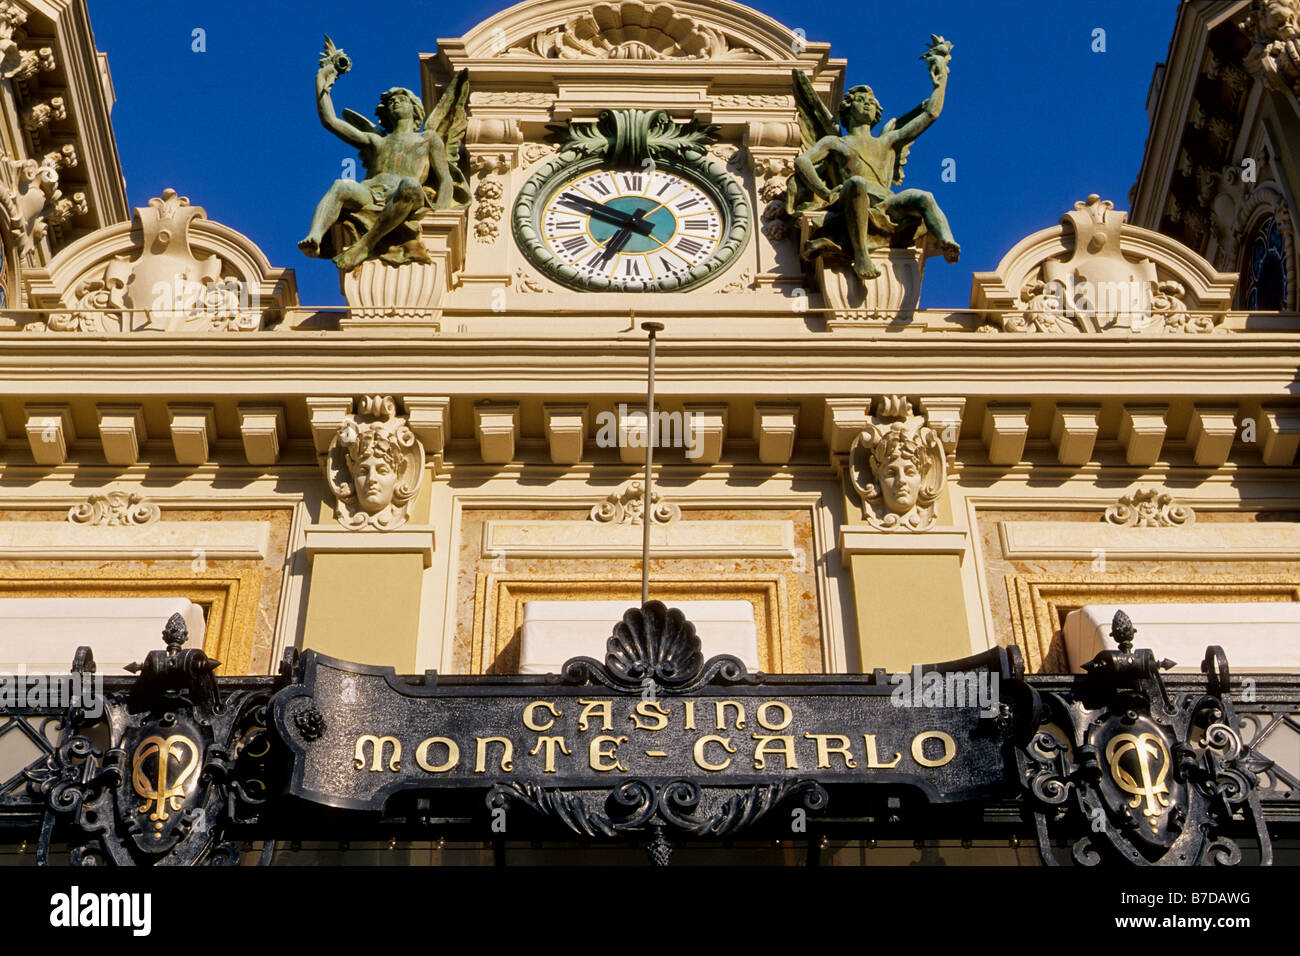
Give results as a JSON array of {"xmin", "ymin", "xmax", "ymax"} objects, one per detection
[{"xmin": 86, "ymin": 0, "xmax": 1179, "ymax": 308}]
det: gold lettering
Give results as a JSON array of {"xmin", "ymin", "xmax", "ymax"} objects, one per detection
[
  {"xmin": 353, "ymin": 734, "xmax": 401, "ymax": 772},
  {"xmin": 474, "ymin": 736, "xmax": 515, "ymax": 773},
  {"xmin": 804, "ymin": 733, "xmax": 857, "ymax": 769},
  {"xmin": 577, "ymin": 698, "xmax": 613, "ymax": 732},
  {"xmin": 523, "ymin": 700, "xmax": 561, "ymax": 732},
  {"xmin": 529, "ymin": 736, "xmax": 572, "ymax": 773},
  {"xmin": 862, "ymin": 734, "xmax": 902, "ymax": 768},
  {"xmin": 589, "ymin": 735, "xmax": 628, "ymax": 772},
  {"xmin": 415, "ymin": 736, "xmax": 459, "ymax": 773},
  {"xmin": 631, "ymin": 701, "xmax": 670, "ymax": 731},
  {"xmin": 911, "ymin": 730, "xmax": 957, "ymax": 768},
  {"xmin": 757, "ymin": 701, "xmax": 793, "ymax": 731},
  {"xmin": 715, "ymin": 700, "xmax": 746, "ymax": 730},
  {"xmin": 684, "ymin": 700, "xmax": 696, "ymax": 730},
  {"xmin": 693, "ymin": 734, "xmax": 736, "ymax": 771},
  {"xmin": 751, "ymin": 734, "xmax": 798, "ymax": 770}
]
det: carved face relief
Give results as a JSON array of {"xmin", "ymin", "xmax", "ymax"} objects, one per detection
[
  {"xmin": 326, "ymin": 396, "xmax": 425, "ymax": 530},
  {"xmin": 849, "ymin": 403, "xmax": 947, "ymax": 532},
  {"xmin": 876, "ymin": 453, "xmax": 921, "ymax": 514},
  {"xmin": 352, "ymin": 448, "xmax": 401, "ymax": 514}
]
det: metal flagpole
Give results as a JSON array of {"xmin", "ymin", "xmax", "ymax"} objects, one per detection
[{"xmin": 640, "ymin": 321, "xmax": 663, "ymax": 605}]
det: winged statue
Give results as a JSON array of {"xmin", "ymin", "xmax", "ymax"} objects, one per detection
[
  {"xmin": 299, "ymin": 36, "xmax": 470, "ymax": 271},
  {"xmin": 786, "ymin": 36, "xmax": 960, "ymax": 281}
]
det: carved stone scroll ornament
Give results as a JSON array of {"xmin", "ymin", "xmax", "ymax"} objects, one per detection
[
  {"xmin": 1244, "ymin": 0, "xmax": 1300, "ymax": 95},
  {"xmin": 1, "ymin": 152, "xmax": 85, "ymax": 261},
  {"xmin": 0, "ymin": 2, "xmax": 55, "ymax": 82},
  {"xmin": 589, "ymin": 480, "xmax": 680, "ymax": 525},
  {"xmin": 848, "ymin": 397, "xmax": 947, "ymax": 531},
  {"xmin": 505, "ymin": 2, "xmax": 761, "ymax": 60},
  {"xmin": 68, "ymin": 492, "xmax": 160, "ymax": 527},
  {"xmin": 325, "ymin": 396, "xmax": 426, "ymax": 530},
  {"xmin": 1104, "ymin": 488, "xmax": 1196, "ymax": 528}
]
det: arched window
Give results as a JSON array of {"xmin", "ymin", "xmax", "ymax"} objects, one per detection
[{"xmin": 1241, "ymin": 215, "xmax": 1288, "ymax": 311}]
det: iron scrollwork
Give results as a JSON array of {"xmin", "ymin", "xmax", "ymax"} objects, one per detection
[
  {"xmin": 25, "ymin": 614, "xmax": 280, "ymax": 866},
  {"xmin": 1018, "ymin": 611, "xmax": 1275, "ymax": 866}
]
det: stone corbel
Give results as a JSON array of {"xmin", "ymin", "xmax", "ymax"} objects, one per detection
[
  {"xmin": 1050, "ymin": 404, "xmax": 1100, "ymax": 467},
  {"xmin": 1187, "ymin": 405, "xmax": 1239, "ymax": 467},
  {"xmin": 543, "ymin": 403, "xmax": 588, "ymax": 465},
  {"xmin": 918, "ymin": 398, "xmax": 965, "ymax": 466},
  {"xmin": 981, "ymin": 405, "xmax": 1030, "ymax": 466},
  {"xmin": 475, "ymin": 402, "xmax": 519, "ymax": 464},
  {"xmin": 682, "ymin": 404, "xmax": 727, "ymax": 465},
  {"xmin": 404, "ymin": 397, "xmax": 451, "ymax": 470},
  {"xmin": 1257, "ymin": 405, "xmax": 1300, "ymax": 466},
  {"xmin": 96, "ymin": 405, "xmax": 147, "ymax": 467},
  {"xmin": 305, "ymin": 397, "xmax": 353, "ymax": 455},
  {"xmin": 0, "ymin": 3, "xmax": 56, "ymax": 82},
  {"xmin": 167, "ymin": 404, "xmax": 216, "ymax": 466},
  {"xmin": 1118, "ymin": 405, "xmax": 1168, "ymax": 467},
  {"xmin": 237, "ymin": 405, "xmax": 285, "ymax": 466},
  {"xmin": 24, "ymin": 403, "xmax": 74, "ymax": 466},
  {"xmin": 822, "ymin": 399, "xmax": 872, "ymax": 458},
  {"xmin": 753, "ymin": 404, "xmax": 799, "ymax": 465}
]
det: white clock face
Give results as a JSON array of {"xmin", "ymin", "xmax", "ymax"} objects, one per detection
[{"xmin": 538, "ymin": 168, "xmax": 726, "ymax": 290}]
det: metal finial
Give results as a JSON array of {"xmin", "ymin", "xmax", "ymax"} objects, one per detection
[
  {"xmin": 1110, "ymin": 610, "xmax": 1135, "ymax": 652},
  {"xmin": 162, "ymin": 611, "xmax": 188, "ymax": 650}
]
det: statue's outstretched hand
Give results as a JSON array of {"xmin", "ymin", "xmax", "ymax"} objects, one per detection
[{"xmin": 316, "ymin": 60, "xmax": 339, "ymax": 92}]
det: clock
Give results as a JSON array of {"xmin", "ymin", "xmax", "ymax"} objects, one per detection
[{"xmin": 513, "ymin": 143, "xmax": 751, "ymax": 293}]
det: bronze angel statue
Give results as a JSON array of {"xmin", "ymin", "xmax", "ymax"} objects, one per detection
[
  {"xmin": 787, "ymin": 36, "xmax": 960, "ymax": 280},
  {"xmin": 299, "ymin": 36, "xmax": 469, "ymax": 271}
]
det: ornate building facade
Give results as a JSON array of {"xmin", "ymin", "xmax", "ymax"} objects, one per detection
[{"xmin": 0, "ymin": 0, "xmax": 1295, "ymax": 866}]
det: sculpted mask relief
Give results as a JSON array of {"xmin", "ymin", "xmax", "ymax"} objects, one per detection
[
  {"xmin": 326, "ymin": 396, "xmax": 425, "ymax": 530},
  {"xmin": 849, "ymin": 398, "xmax": 946, "ymax": 531}
]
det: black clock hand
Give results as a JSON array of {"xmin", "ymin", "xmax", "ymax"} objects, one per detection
[
  {"xmin": 598, "ymin": 226, "xmax": 633, "ymax": 264},
  {"xmin": 559, "ymin": 192, "xmax": 656, "ymax": 236},
  {"xmin": 596, "ymin": 207, "xmax": 647, "ymax": 264}
]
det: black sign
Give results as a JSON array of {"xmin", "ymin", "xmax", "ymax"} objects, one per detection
[{"xmin": 273, "ymin": 602, "xmax": 1026, "ymax": 839}]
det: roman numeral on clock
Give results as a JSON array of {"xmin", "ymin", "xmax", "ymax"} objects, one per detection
[
  {"xmin": 674, "ymin": 197, "xmax": 702, "ymax": 211},
  {"xmin": 560, "ymin": 236, "xmax": 589, "ymax": 255},
  {"xmin": 548, "ymin": 219, "xmax": 580, "ymax": 231},
  {"xmin": 684, "ymin": 219, "xmax": 712, "ymax": 231},
  {"xmin": 588, "ymin": 179, "xmax": 612, "ymax": 196},
  {"xmin": 622, "ymin": 259, "xmax": 641, "ymax": 277},
  {"xmin": 619, "ymin": 174, "xmax": 643, "ymax": 192},
  {"xmin": 675, "ymin": 236, "xmax": 704, "ymax": 257}
]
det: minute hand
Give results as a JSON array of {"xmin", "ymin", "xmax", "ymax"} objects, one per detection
[{"xmin": 559, "ymin": 193, "xmax": 655, "ymax": 235}]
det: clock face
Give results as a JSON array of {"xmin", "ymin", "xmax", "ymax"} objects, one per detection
[
  {"xmin": 538, "ymin": 169, "xmax": 725, "ymax": 289},
  {"xmin": 513, "ymin": 154, "xmax": 751, "ymax": 293}
]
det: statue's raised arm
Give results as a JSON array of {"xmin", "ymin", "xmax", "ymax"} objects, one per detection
[
  {"xmin": 786, "ymin": 35, "xmax": 960, "ymax": 282},
  {"xmin": 299, "ymin": 36, "xmax": 470, "ymax": 272},
  {"xmin": 883, "ymin": 35, "xmax": 953, "ymax": 149},
  {"xmin": 312, "ymin": 36, "xmax": 375, "ymax": 153}
]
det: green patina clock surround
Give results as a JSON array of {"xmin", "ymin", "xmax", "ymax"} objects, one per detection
[{"xmin": 512, "ymin": 109, "xmax": 752, "ymax": 292}]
